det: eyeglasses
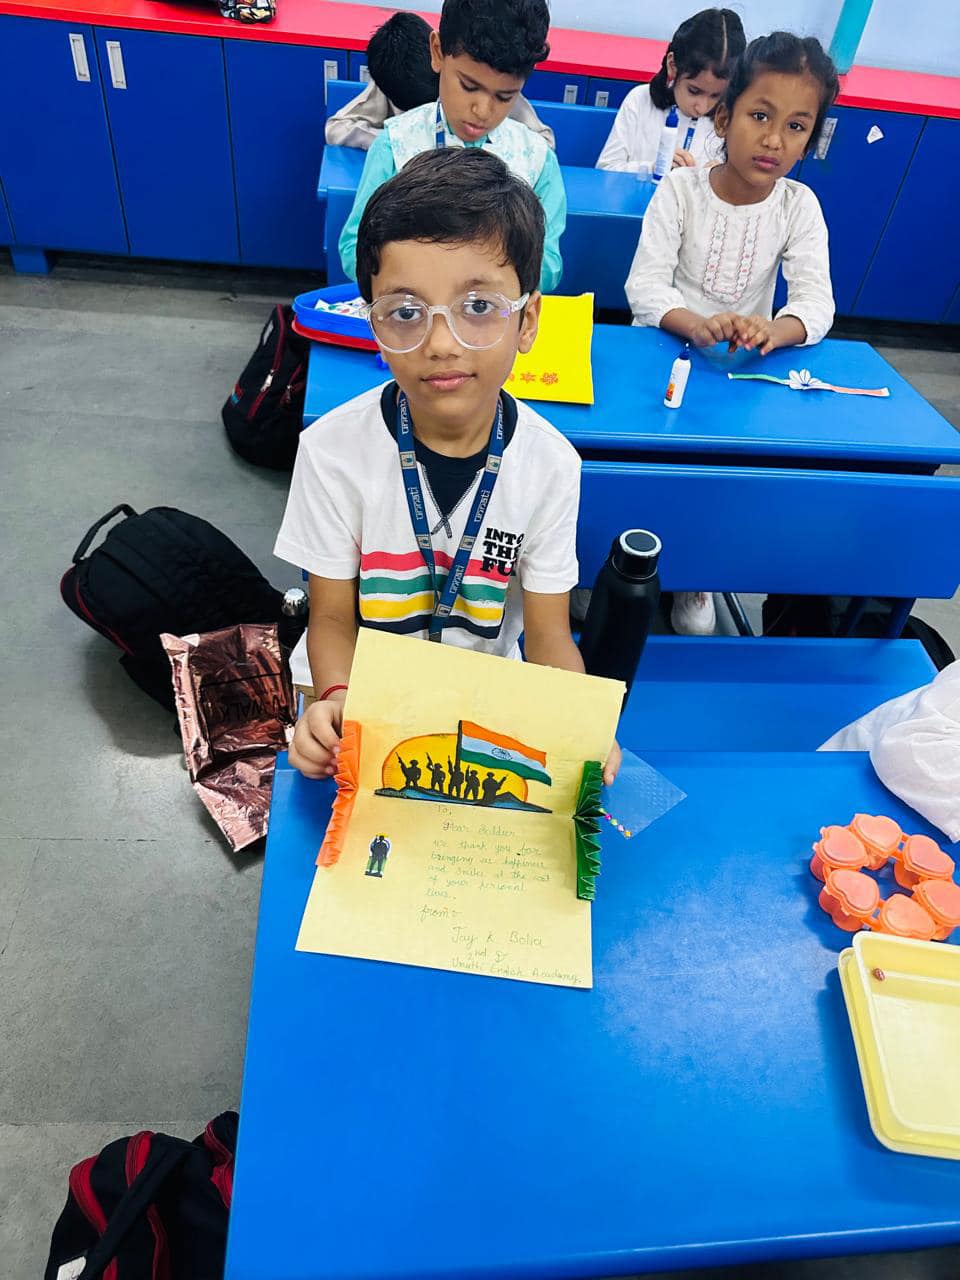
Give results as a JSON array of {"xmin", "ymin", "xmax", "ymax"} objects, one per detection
[{"xmin": 363, "ymin": 290, "xmax": 530, "ymax": 354}]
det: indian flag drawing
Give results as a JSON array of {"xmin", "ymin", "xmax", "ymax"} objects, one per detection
[{"xmin": 457, "ymin": 720, "xmax": 552, "ymax": 787}]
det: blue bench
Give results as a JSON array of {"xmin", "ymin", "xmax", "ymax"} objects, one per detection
[{"xmin": 578, "ymin": 461, "xmax": 960, "ymax": 751}]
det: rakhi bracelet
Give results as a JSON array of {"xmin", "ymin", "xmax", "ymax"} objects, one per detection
[{"xmin": 318, "ymin": 683, "xmax": 348, "ymax": 702}]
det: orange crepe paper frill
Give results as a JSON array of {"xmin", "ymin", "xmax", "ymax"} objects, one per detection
[{"xmin": 316, "ymin": 719, "xmax": 361, "ymax": 867}]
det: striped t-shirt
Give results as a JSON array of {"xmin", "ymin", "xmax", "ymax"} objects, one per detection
[{"xmin": 274, "ymin": 383, "xmax": 581, "ymax": 659}]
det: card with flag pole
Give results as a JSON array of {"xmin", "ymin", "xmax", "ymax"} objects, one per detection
[{"xmin": 295, "ymin": 629, "xmax": 623, "ymax": 988}]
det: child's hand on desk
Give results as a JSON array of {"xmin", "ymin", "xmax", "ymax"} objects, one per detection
[
  {"xmin": 688, "ymin": 311, "xmax": 741, "ymax": 348},
  {"xmin": 603, "ymin": 740, "xmax": 622, "ymax": 786},
  {"xmin": 729, "ymin": 313, "xmax": 777, "ymax": 355},
  {"xmin": 289, "ymin": 696, "xmax": 344, "ymax": 779},
  {"xmin": 672, "ymin": 147, "xmax": 696, "ymax": 168}
]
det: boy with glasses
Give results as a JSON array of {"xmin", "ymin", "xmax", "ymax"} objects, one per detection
[
  {"xmin": 338, "ymin": 0, "xmax": 566, "ymax": 294},
  {"xmin": 276, "ymin": 149, "xmax": 618, "ymax": 785}
]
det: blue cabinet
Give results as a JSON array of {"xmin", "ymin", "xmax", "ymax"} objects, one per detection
[
  {"xmin": 96, "ymin": 27, "xmax": 238, "ymax": 263},
  {"xmin": 524, "ymin": 69, "xmax": 587, "ymax": 104},
  {"xmin": 226, "ymin": 41, "xmax": 345, "ymax": 270},
  {"xmin": 855, "ymin": 117, "xmax": 960, "ymax": 323},
  {"xmin": 586, "ymin": 77, "xmax": 636, "ymax": 110},
  {"xmin": 0, "ymin": 16, "xmax": 127, "ymax": 254},
  {"xmin": 348, "ymin": 51, "xmax": 369, "ymax": 83},
  {"xmin": 0, "ymin": 182, "xmax": 13, "ymax": 245},
  {"xmin": 797, "ymin": 105, "xmax": 923, "ymax": 315}
]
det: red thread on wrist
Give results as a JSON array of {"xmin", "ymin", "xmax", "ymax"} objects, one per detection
[{"xmin": 319, "ymin": 683, "xmax": 348, "ymax": 702}]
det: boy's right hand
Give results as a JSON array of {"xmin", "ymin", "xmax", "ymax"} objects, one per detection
[{"xmin": 288, "ymin": 698, "xmax": 344, "ymax": 779}]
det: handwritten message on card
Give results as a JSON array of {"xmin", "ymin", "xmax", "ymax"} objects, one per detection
[{"xmin": 297, "ymin": 796, "xmax": 591, "ymax": 986}]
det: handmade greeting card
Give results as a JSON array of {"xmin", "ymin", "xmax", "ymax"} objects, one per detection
[{"xmin": 296, "ymin": 630, "xmax": 623, "ymax": 987}]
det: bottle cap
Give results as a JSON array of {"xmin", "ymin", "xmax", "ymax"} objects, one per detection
[
  {"xmin": 612, "ymin": 529, "xmax": 661, "ymax": 579},
  {"xmin": 678, "ymin": 343, "xmax": 691, "ymax": 361},
  {"xmin": 282, "ymin": 587, "xmax": 308, "ymax": 617},
  {"xmin": 666, "ymin": 106, "xmax": 679, "ymax": 126}
]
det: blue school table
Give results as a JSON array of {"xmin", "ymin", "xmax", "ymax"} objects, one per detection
[
  {"xmin": 303, "ymin": 325, "xmax": 960, "ymax": 472},
  {"xmin": 225, "ymin": 746, "xmax": 960, "ymax": 1279},
  {"xmin": 316, "ymin": 144, "xmax": 655, "ymax": 311}
]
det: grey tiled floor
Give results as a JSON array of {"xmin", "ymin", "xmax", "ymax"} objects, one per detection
[{"xmin": 1, "ymin": 259, "xmax": 958, "ymax": 1279}]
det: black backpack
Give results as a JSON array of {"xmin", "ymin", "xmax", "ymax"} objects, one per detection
[
  {"xmin": 45, "ymin": 1112, "xmax": 237, "ymax": 1280},
  {"xmin": 60, "ymin": 505, "xmax": 305, "ymax": 711},
  {"xmin": 221, "ymin": 304, "xmax": 309, "ymax": 470}
]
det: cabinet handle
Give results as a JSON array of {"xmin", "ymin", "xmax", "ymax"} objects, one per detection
[
  {"xmin": 68, "ymin": 32, "xmax": 90, "ymax": 82},
  {"xmin": 562, "ymin": 84, "xmax": 578, "ymax": 104},
  {"xmin": 595, "ymin": 90, "xmax": 610, "ymax": 108},
  {"xmin": 106, "ymin": 39, "xmax": 127, "ymax": 90},
  {"xmin": 813, "ymin": 116, "xmax": 838, "ymax": 161}
]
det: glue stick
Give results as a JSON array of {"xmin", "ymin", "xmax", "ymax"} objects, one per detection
[
  {"xmin": 664, "ymin": 344, "xmax": 691, "ymax": 409},
  {"xmin": 652, "ymin": 106, "xmax": 679, "ymax": 182}
]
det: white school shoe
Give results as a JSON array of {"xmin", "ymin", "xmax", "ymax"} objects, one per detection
[{"xmin": 671, "ymin": 590, "xmax": 717, "ymax": 636}]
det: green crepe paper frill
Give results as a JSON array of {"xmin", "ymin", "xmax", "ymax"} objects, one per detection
[{"xmin": 574, "ymin": 760, "xmax": 604, "ymax": 901}]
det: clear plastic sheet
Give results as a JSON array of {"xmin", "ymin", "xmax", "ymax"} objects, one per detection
[{"xmin": 600, "ymin": 748, "xmax": 686, "ymax": 840}]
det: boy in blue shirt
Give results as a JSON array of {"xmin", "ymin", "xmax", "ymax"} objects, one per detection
[{"xmin": 338, "ymin": 0, "xmax": 566, "ymax": 294}]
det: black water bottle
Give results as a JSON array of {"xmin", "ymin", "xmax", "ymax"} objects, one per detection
[{"xmin": 579, "ymin": 530, "xmax": 661, "ymax": 704}]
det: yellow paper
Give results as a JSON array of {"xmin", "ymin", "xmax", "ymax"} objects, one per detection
[
  {"xmin": 296, "ymin": 630, "xmax": 623, "ymax": 988},
  {"xmin": 508, "ymin": 293, "xmax": 595, "ymax": 405}
]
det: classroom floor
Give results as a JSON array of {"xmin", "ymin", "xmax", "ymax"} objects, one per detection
[{"xmin": 1, "ymin": 258, "xmax": 959, "ymax": 1280}]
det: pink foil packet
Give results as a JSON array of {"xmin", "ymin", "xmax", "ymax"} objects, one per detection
[{"xmin": 162, "ymin": 623, "xmax": 296, "ymax": 850}]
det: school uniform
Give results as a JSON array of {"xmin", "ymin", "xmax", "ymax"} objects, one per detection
[
  {"xmin": 596, "ymin": 83, "xmax": 722, "ymax": 173},
  {"xmin": 275, "ymin": 383, "xmax": 580, "ymax": 660},
  {"xmin": 337, "ymin": 100, "xmax": 567, "ymax": 293},
  {"xmin": 324, "ymin": 81, "xmax": 556, "ymax": 151}
]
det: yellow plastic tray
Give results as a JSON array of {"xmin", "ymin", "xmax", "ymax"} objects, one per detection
[{"xmin": 840, "ymin": 932, "xmax": 960, "ymax": 1160}]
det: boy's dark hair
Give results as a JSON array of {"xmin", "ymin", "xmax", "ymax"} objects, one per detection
[
  {"xmin": 356, "ymin": 149, "xmax": 545, "ymax": 301},
  {"xmin": 366, "ymin": 12, "xmax": 439, "ymax": 112},
  {"xmin": 723, "ymin": 32, "xmax": 840, "ymax": 153},
  {"xmin": 649, "ymin": 8, "xmax": 746, "ymax": 110},
  {"xmin": 438, "ymin": 0, "xmax": 550, "ymax": 80}
]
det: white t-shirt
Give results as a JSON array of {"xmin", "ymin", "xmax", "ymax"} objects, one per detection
[
  {"xmin": 596, "ymin": 84, "xmax": 722, "ymax": 174},
  {"xmin": 274, "ymin": 385, "xmax": 581, "ymax": 660},
  {"xmin": 625, "ymin": 164, "xmax": 835, "ymax": 344}
]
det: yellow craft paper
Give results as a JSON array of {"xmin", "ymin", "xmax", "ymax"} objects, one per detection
[
  {"xmin": 296, "ymin": 629, "xmax": 623, "ymax": 988},
  {"xmin": 507, "ymin": 293, "xmax": 595, "ymax": 406}
]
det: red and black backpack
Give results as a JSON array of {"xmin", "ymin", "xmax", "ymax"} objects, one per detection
[
  {"xmin": 221, "ymin": 303, "xmax": 309, "ymax": 471},
  {"xmin": 45, "ymin": 1113, "xmax": 237, "ymax": 1280}
]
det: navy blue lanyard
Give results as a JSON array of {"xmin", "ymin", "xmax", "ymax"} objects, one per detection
[
  {"xmin": 396, "ymin": 389, "xmax": 505, "ymax": 640},
  {"xmin": 435, "ymin": 100, "xmax": 447, "ymax": 149}
]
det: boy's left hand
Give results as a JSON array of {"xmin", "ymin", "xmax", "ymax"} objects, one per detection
[
  {"xmin": 730, "ymin": 314, "xmax": 777, "ymax": 354},
  {"xmin": 603, "ymin": 739, "xmax": 622, "ymax": 786}
]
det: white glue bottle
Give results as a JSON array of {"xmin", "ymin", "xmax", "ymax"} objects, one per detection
[
  {"xmin": 652, "ymin": 105, "xmax": 679, "ymax": 182},
  {"xmin": 664, "ymin": 344, "xmax": 691, "ymax": 408}
]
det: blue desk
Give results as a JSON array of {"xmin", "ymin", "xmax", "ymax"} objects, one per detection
[
  {"xmin": 227, "ymin": 748, "xmax": 960, "ymax": 1279},
  {"xmin": 316, "ymin": 146, "xmax": 655, "ymax": 309},
  {"xmin": 304, "ymin": 325, "xmax": 960, "ymax": 471}
]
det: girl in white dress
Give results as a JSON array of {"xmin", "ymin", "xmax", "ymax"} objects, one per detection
[
  {"xmin": 597, "ymin": 9, "xmax": 745, "ymax": 174},
  {"xmin": 626, "ymin": 32, "xmax": 840, "ymax": 634}
]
